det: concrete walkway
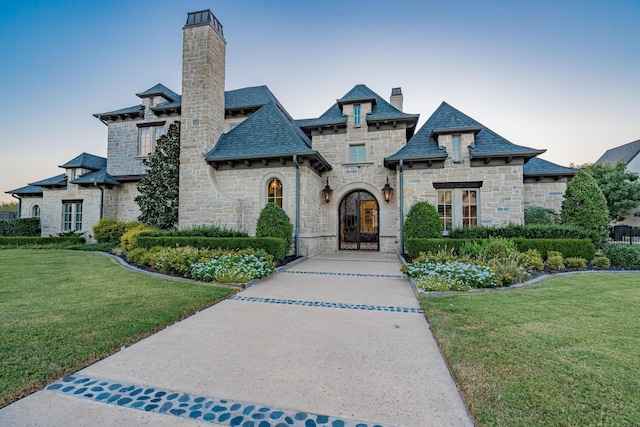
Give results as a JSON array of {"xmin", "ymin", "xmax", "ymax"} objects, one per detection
[{"xmin": 0, "ymin": 252, "xmax": 473, "ymax": 427}]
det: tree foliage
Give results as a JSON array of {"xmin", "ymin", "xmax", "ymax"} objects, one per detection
[
  {"xmin": 255, "ymin": 203, "xmax": 293, "ymax": 251},
  {"xmin": 582, "ymin": 161, "xmax": 640, "ymax": 222},
  {"xmin": 135, "ymin": 122, "xmax": 180, "ymax": 229},
  {"xmin": 561, "ymin": 170, "xmax": 610, "ymax": 248},
  {"xmin": 524, "ymin": 206, "xmax": 560, "ymax": 225},
  {"xmin": 403, "ymin": 201, "xmax": 443, "ymax": 239}
]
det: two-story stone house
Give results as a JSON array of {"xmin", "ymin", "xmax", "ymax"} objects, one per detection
[{"xmin": 7, "ymin": 9, "xmax": 575, "ymax": 255}]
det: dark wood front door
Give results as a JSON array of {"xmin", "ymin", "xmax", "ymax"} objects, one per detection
[{"xmin": 339, "ymin": 191, "xmax": 379, "ymax": 251}]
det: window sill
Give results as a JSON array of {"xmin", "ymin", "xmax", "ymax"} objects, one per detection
[
  {"xmin": 134, "ymin": 155, "xmax": 150, "ymax": 161},
  {"xmin": 343, "ymin": 162, "xmax": 374, "ymax": 167}
]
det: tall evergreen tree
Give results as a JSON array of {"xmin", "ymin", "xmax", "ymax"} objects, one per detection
[
  {"xmin": 582, "ymin": 160, "xmax": 640, "ymax": 222},
  {"xmin": 561, "ymin": 170, "xmax": 610, "ymax": 247},
  {"xmin": 135, "ymin": 122, "xmax": 180, "ymax": 229}
]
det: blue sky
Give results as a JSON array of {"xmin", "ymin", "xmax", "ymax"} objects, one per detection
[{"xmin": 1, "ymin": 0, "xmax": 639, "ymax": 203}]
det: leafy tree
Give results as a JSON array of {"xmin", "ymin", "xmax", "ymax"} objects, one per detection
[
  {"xmin": 0, "ymin": 201, "xmax": 18, "ymax": 212},
  {"xmin": 561, "ymin": 170, "xmax": 610, "ymax": 248},
  {"xmin": 403, "ymin": 201, "xmax": 443, "ymax": 239},
  {"xmin": 582, "ymin": 161, "xmax": 640, "ymax": 222},
  {"xmin": 255, "ymin": 203, "xmax": 293, "ymax": 251},
  {"xmin": 524, "ymin": 206, "xmax": 560, "ymax": 225},
  {"xmin": 135, "ymin": 122, "xmax": 180, "ymax": 229}
]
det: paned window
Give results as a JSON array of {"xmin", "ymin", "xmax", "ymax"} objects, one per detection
[
  {"xmin": 349, "ymin": 144, "xmax": 366, "ymax": 163},
  {"xmin": 437, "ymin": 190, "xmax": 453, "ymax": 231},
  {"xmin": 462, "ymin": 190, "xmax": 478, "ymax": 226},
  {"xmin": 267, "ymin": 179, "xmax": 283, "ymax": 207},
  {"xmin": 154, "ymin": 125, "xmax": 165, "ymax": 142},
  {"xmin": 32, "ymin": 205, "xmax": 40, "ymax": 218},
  {"xmin": 62, "ymin": 202, "xmax": 83, "ymax": 232},
  {"xmin": 139, "ymin": 128, "xmax": 151, "ymax": 156},
  {"xmin": 353, "ymin": 104, "xmax": 361, "ymax": 126}
]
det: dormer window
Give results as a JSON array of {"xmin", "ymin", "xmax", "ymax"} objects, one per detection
[
  {"xmin": 451, "ymin": 134, "xmax": 462, "ymax": 162},
  {"xmin": 353, "ymin": 104, "xmax": 361, "ymax": 126}
]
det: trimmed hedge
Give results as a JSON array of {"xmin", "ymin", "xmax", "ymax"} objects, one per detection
[
  {"xmin": 136, "ymin": 236, "xmax": 288, "ymax": 261},
  {"xmin": 405, "ymin": 238, "xmax": 596, "ymax": 260},
  {"xmin": 142, "ymin": 225, "xmax": 248, "ymax": 238},
  {"xmin": 448, "ymin": 224, "xmax": 589, "ymax": 240},
  {"xmin": 0, "ymin": 217, "xmax": 40, "ymax": 236},
  {"xmin": 603, "ymin": 244, "xmax": 640, "ymax": 269},
  {"xmin": 0, "ymin": 236, "xmax": 85, "ymax": 246}
]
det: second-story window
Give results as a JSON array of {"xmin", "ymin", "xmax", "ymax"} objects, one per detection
[
  {"xmin": 139, "ymin": 128, "xmax": 151, "ymax": 156},
  {"xmin": 451, "ymin": 134, "xmax": 462, "ymax": 162},
  {"xmin": 349, "ymin": 144, "xmax": 366, "ymax": 163},
  {"xmin": 353, "ymin": 104, "xmax": 361, "ymax": 126}
]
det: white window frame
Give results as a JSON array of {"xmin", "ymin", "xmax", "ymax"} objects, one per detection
[
  {"xmin": 353, "ymin": 104, "xmax": 361, "ymax": 126},
  {"xmin": 349, "ymin": 144, "xmax": 366, "ymax": 163},
  {"xmin": 62, "ymin": 202, "xmax": 83, "ymax": 232},
  {"xmin": 436, "ymin": 188, "xmax": 479, "ymax": 231}
]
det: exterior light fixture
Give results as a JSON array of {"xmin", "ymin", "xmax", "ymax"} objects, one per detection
[
  {"xmin": 322, "ymin": 178, "xmax": 333, "ymax": 203},
  {"xmin": 381, "ymin": 177, "xmax": 393, "ymax": 203}
]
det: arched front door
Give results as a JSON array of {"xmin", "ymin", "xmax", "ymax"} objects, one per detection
[{"xmin": 339, "ymin": 190, "xmax": 379, "ymax": 251}]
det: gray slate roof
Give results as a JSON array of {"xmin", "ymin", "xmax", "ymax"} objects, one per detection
[
  {"xmin": 523, "ymin": 157, "xmax": 576, "ymax": 176},
  {"xmin": 93, "ymin": 104, "xmax": 145, "ymax": 120},
  {"xmin": 71, "ymin": 168, "xmax": 119, "ymax": 186},
  {"xmin": 387, "ymin": 101, "xmax": 545, "ymax": 161},
  {"xmin": 205, "ymin": 102, "xmax": 317, "ymax": 160},
  {"xmin": 596, "ymin": 139, "xmax": 640, "ymax": 165},
  {"xmin": 225, "ymin": 86, "xmax": 277, "ymax": 109},
  {"xmin": 296, "ymin": 84, "xmax": 418, "ymax": 128},
  {"xmin": 136, "ymin": 83, "xmax": 180, "ymax": 102},
  {"xmin": 59, "ymin": 153, "xmax": 107, "ymax": 170},
  {"xmin": 29, "ymin": 174, "xmax": 68, "ymax": 187},
  {"xmin": 5, "ymin": 185, "xmax": 43, "ymax": 196}
]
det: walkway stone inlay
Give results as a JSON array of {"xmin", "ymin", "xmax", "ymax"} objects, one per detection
[
  {"xmin": 311, "ymin": 259, "xmax": 399, "ymax": 264},
  {"xmin": 46, "ymin": 376, "xmax": 389, "ymax": 427},
  {"xmin": 283, "ymin": 271, "xmax": 405, "ymax": 279},
  {"xmin": 229, "ymin": 295, "xmax": 423, "ymax": 314}
]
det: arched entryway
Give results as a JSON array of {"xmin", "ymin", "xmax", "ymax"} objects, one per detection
[{"xmin": 339, "ymin": 190, "xmax": 379, "ymax": 251}]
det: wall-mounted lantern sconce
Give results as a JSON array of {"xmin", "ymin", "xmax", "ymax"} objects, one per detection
[
  {"xmin": 322, "ymin": 178, "xmax": 333, "ymax": 203},
  {"xmin": 381, "ymin": 177, "xmax": 393, "ymax": 203}
]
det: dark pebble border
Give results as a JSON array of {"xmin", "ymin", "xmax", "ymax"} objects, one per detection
[
  {"xmin": 283, "ymin": 271, "xmax": 405, "ymax": 279},
  {"xmin": 230, "ymin": 295, "xmax": 423, "ymax": 314},
  {"xmin": 47, "ymin": 376, "xmax": 390, "ymax": 427}
]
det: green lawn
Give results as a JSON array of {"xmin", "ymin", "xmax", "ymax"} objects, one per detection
[
  {"xmin": 0, "ymin": 249, "xmax": 235, "ymax": 407},
  {"xmin": 421, "ymin": 273, "xmax": 639, "ymax": 426}
]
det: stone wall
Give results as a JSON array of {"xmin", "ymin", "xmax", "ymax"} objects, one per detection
[
  {"xmin": 38, "ymin": 183, "xmax": 103, "ymax": 241},
  {"xmin": 18, "ymin": 196, "xmax": 43, "ymax": 219},
  {"xmin": 523, "ymin": 180, "xmax": 567, "ymax": 212},
  {"xmin": 103, "ymin": 183, "xmax": 141, "ymax": 222}
]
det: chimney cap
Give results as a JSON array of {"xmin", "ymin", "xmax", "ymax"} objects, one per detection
[
  {"xmin": 185, "ymin": 9, "xmax": 224, "ymax": 37},
  {"xmin": 391, "ymin": 87, "xmax": 402, "ymax": 96}
]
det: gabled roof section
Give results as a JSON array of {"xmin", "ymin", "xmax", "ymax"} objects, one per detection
[
  {"xmin": 151, "ymin": 95, "xmax": 182, "ymax": 116},
  {"xmin": 596, "ymin": 139, "xmax": 640, "ymax": 165},
  {"xmin": 524, "ymin": 157, "xmax": 576, "ymax": 177},
  {"xmin": 136, "ymin": 83, "xmax": 180, "ymax": 102},
  {"xmin": 71, "ymin": 168, "xmax": 119, "ymax": 186},
  {"xmin": 93, "ymin": 104, "xmax": 145, "ymax": 122},
  {"xmin": 297, "ymin": 84, "xmax": 419, "ymax": 138},
  {"xmin": 5, "ymin": 185, "xmax": 43, "ymax": 196},
  {"xmin": 205, "ymin": 102, "xmax": 331, "ymax": 174},
  {"xmin": 386, "ymin": 101, "xmax": 545, "ymax": 168},
  {"xmin": 225, "ymin": 86, "xmax": 277, "ymax": 109},
  {"xmin": 59, "ymin": 153, "xmax": 107, "ymax": 171},
  {"xmin": 28, "ymin": 174, "xmax": 67, "ymax": 188}
]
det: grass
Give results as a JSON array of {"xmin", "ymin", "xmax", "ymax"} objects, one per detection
[
  {"xmin": 0, "ymin": 249, "xmax": 235, "ymax": 408},
  {"xmin": 421, "ymin": 273, "xmax": 640, "ymax": 426}
]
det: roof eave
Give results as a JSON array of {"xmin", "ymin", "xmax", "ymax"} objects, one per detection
[{"xmin": 469, "ymin": 149, "xmax": 546, "ymax": 160}]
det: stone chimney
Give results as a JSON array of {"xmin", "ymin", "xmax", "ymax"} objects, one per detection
[
  {"xmin": 390, "ymin": 87, "xmax": 403, "ymax": 111},
  {"xmin": 179, "ymin": 9, "xmax": 226, "ymax": 227}
]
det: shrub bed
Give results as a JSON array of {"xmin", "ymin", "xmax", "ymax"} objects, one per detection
[
  {"xmin": 406, "ymin": 238, "xmax": 595, "ymax": 260},
  {"xmin": 0, "ymin": 217, "xmax": 40, "ymax": 236},
  {"xmin": 136, "ymin": 236, "xmax": 288, "ymax": 261},
  {"xmin": 448, "ymin": 224, "xmax": 589, "ymax": 240},
  {"xmin": 92, "ymin": 218, "xmax": 141, "ymax": 244},
  {"xmin": 603, "ymin": 244, "xmax": 640, "ymax": 269},
  {"xmin": 142, "ymin": 225, "xmax": 248, "ymax": 238}
]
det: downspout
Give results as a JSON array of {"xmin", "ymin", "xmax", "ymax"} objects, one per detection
[
  {"xmin": 293, "ymin": 155, "xmax": 300, "ymax": 257},
  {"xmin": 93, "ymin": 182, "xmax": 104, "ymax": 219},
  {"xmin": 11, "ymin": 194, "xmax": 21, "ymax": 219},
  {"xmin": 399, "ymin": 159, "xmax": 404, "ymax": 255}
]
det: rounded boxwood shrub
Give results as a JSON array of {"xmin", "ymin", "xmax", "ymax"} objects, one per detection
[
  {"xmin": 403, "ymin": 201, "xmax": 443, "ymax": 239},
  {"xmin": 565, "ymin": 257, "xmax": 587, "ymax": 269},
  {"xmin": 93, "ymin": 218, "xmax": 141, "ymax": 244},
  {"xmin": 592, "ymin": 256, "xmax": 611, "ymax": 269},
  {"xmin": 547, "ymin": 254, "xmax": 565, "ymax": 270},
  {"xmin": 255, "ymin": 203, "xmax": 293, "ymax": 252}
]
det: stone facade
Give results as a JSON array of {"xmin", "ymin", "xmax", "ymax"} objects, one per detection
[{"xmin": 523, "ymin": 180, "xmax": 568, "ymax": 212}]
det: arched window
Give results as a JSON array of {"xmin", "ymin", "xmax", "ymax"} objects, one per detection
[
  {"xmin": 267, "ymin": 179, "xmax": 283, "ymax": 207},
  {"xmin": 32, "ymin": 205, "xmax": 40, "ymax": 218}
]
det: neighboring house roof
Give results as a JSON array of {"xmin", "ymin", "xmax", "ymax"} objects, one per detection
[
  {"xmin": 71, "ymin": 168, "xmax": 120, "ymax": 186},
  {"xmin": 523, "ymin": 157, "xmax": 576, "ymax": 178},
  {"xmin": 296, "ymin": 84, "xmax": 419, "ymax": 135},
  {"xmin": 28, "ymin": 173, "xmax": 68, "ymax": 188},
  {"xmin": 596, "ymin": 139, "xmax": 640, "ymax": 165},
  {"xmin": 205, "ymin": 101, "xmax": 331, "ymax": 174},
  {"xmin": 59, "ymin": 152, "xmax": 107, "ymax": 171},
  {"xmin": 5, "ymin": 185, "xmax": 43, "ymax": 196},
  {"xmin": 136, "ymin": 83, "xmax": 180, "ymax": 102},
  {"xmin": 385, "ymin": 101, "xmax": 545, "ymax": 167}
]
